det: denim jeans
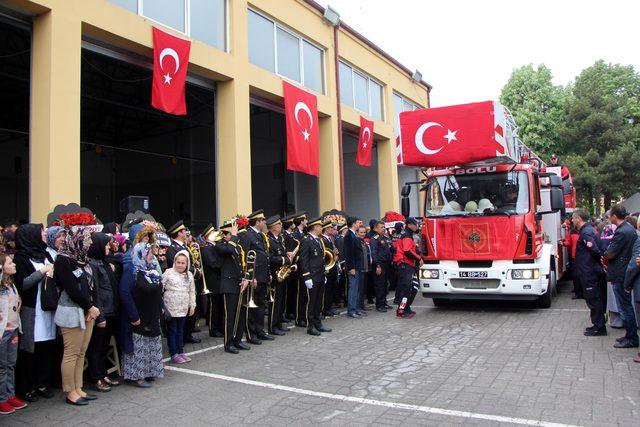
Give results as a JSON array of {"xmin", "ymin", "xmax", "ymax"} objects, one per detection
[
  {"xmin": 0, "ymin": 329, "xmax": 19, "ymax": 402},
  {"xmin": 166, "ymin": 317, "xmax": 186, "ymax": 356},
  {"xmin": 347, "ymin": 271, "xmax": 361, "ymax": 315},
  {"xmin": 612, "ymin": 281, "xmax": 639, "ymax": 343}
]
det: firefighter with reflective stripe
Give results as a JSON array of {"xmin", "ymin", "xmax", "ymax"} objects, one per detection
[
  {"xmin": 571, "ymin": 210, "xmax": 606, "ymax": 336},
  {"xmin": 393, "ymin": 217, "xmax": 421, "ymax": 318}
]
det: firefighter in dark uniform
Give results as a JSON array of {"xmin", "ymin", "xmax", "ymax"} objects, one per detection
[
  {"xmin": 370, "ymin": 220, "xmax": 394, "ymax": 312},
  {"xmin": 321, "ymin": 220, "xmax": 340, "ymax": 317},
  {"xmin": 239, "ymin": 210, "xmax": 274, "ymax": 343},
  {"xmin": 281, "ymin": 214, "xmax": 298, "ymax": 323},
  {"xmin": 394, "ymin": 218, "xmax": 421, "ymax": 318},
  {"xmin": 167, "ymin": 220, "xmax": 201, "ymax": 344},
  {"xmin": 571, "ymin": 210, "xmax": 606, "ymax": 336},
  {"xmin": 293, "ymin": 212, "xmax": 309, "ymax": 327},
  {"xmin": 266, "ymin": 215, "xmax": 291, "ymax": 335},
  {"xmin": 299, "ymin": 217, "xmax": 332, "ymax": 336},
  {"xmin": 201, "ymin": 224, "xmax": 224, "ymax": 338},
  {"xmin": 213, "ymin": 221, "xmax": 251, "ymax": 354}
]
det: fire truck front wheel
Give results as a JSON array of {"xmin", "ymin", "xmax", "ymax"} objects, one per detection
[
  {"xmin": 537, "ymin": 268, "xmax": 556, "ymax": 309},
  {"xmin": 432, "ymin": 298, "xmax": 450, "ymax": 307}
]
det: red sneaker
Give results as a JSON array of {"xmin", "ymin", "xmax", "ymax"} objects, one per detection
[
  {"xmin": 7, "ymin": 396, "xmax": 27, "ymax": 410},
  {"xmin": 0, "ymin": 402, "xmax": 15, "ymax": 415}
]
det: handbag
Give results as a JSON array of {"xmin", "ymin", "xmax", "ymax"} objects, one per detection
[{"xmin": 40, "ymin": 275, "xmax": 60, "ymax": 311}]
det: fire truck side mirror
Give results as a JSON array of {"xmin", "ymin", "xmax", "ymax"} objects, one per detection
[
  {"xmin": 401, "ymin": 184, "xmax": 411, "ymax": 197},
  {"xmin": 401, "ymin": 197, "xmax": 411, "ymax": 218},
  {"xmin": 550, "ymin": 188, "xmax": 564, "ymax": 212}
]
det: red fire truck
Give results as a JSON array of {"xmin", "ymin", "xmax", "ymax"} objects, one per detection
[{"xmin": 399, "ymin": 101, "xmax": 574, "ymax": 308}]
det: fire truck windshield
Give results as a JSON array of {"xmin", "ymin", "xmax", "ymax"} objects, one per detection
[{"xmin": 424, "ymin": 171, "xmax": 530, "ymax": 217}]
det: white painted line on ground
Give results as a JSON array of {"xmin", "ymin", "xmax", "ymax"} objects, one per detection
[
  {"xmin": 162, "ymin": 343, "xmax": 225, "ymax": 363},
  {"xmin": 165, "ymin": 365, "xmax": 580, "ymax": 427}
]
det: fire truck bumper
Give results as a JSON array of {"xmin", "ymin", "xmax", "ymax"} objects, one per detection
[{"xmin": 418, "ymin": 260, "xmax": 549, "ymax": 301}]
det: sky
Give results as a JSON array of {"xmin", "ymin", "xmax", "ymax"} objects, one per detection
[{"xmin": 318, "ymin": 0, "xmax": 640, "ymax": 107}]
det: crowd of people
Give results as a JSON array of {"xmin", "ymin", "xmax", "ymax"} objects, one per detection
[
  {"xmin": 0, "ymin": 208, "xmax": 423, "ymax": 414},
  {"xmin": 566, "ymin": 204, "xmax": 640, "ymax": 364}
]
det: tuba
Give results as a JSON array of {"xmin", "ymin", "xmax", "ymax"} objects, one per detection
[
  {"xmin": 276, "ymin": 241, "xmax": 300, "ymax": 282},
  {"xmin": 323, "ymin": 247, "xmax": 336, "ymax": 272},
  {"xmin": 186, "ymin": 239, "xmax": 211, "ymax": 295}
]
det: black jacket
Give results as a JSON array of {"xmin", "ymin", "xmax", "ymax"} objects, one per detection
[
  {"xmin": 54, "ymin": 255, "xmax": 97, "ymax": 312},
  {"xmin": 202, "ymin": 243, "xmax": 221, "ymax": 293},
  {"xmin": 370, "ymin": 234, "xmax": 394, "ymax": 267},
  {"xmin": 87, "ymin": 258, "xmax": 118, "ymax": 321},
  {"xmin": 268, "ymin": 233, "xmax": 290, "ymax": 277},
  {"xmin": 344, "ymin": 229, "xmax": 363, "ymax": 272},
  {"xmin": 574, "ymin": 223, "xmax": 603, "ymax": 282},
  {"xmin": 604, "ymin": 222, "xmax": 637, "ymax": 282},
  {"xmin": 334, "ymin": 234, "xmax": 345, "ymax": 262},
  {"xmin": 214, "ymin": 237, "xmax": 243, "ymax": 294},
  {"xmin": 239, "ymin": 227, "xmax": 270, "ymax": 283},
  {"xmin": 299, "ymin": 235, "xmax": 325, "ymax": 284}
]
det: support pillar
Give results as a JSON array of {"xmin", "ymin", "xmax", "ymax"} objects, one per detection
[{"xmin": 318, "ymin": 115, "xmax": 342, "ymax": 212}]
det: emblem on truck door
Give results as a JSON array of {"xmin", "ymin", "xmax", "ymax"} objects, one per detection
[{"xmin": 468, "ymin": 232, "xmax": 481, "ymax": 243}]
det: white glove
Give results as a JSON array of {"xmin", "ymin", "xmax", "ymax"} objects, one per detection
[
  {"xmin": 305, "ymin": 279, "xmax": 313, "ymax": 289},
  {"xmin": 324, "ymin": 277, "xmax": 327, "ymax": 285}
]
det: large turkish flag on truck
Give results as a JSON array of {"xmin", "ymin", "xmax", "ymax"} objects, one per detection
[{"xmin": 399, "ymin": 101, "xmax": 515, "ymax": 167}]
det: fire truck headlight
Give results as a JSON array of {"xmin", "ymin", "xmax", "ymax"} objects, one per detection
[
  {"xmin": 511, "ymin": 269, "xmax": 540, "ymax": 280},
  {"xmin": 421, "ymin": 269, "xmax": 440, "ymax": 279}
]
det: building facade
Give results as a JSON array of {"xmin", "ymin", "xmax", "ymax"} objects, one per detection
[{"xmin": 0, "ymin": 0, "xmax": 430, "ymax": 230}]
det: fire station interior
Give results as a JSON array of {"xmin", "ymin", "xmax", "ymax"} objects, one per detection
[
  {"xmin": 341, "ymin": 132, "xmax": 379, "ymax": 219},
  {"xmin": 80, "ymin": 48, "xmax": 216, "ymax": 231},
  {"xmin": 0, "ymin": 17, "xmax": 30, "ymax": 223},
  {"xmin": 249, "ymin": 103, "xmax": 319, "ymax": 217}
]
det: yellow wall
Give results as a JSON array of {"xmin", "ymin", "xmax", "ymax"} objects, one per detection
[{"xmin": 14, "ymin": 0, "xmax": 430, "ymax": 223}]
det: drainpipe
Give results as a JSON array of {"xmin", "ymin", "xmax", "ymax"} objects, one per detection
[{"xmin": 333, "ymin": 24, "xmax": 346, "ymax": 211}]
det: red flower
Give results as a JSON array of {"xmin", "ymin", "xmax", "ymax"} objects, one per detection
[
  {"xmin": 384, "ymin": 211, "xmax": 405, "ymax": 222},
  {"xmin": 59, "ymin": 212, "xmax": 97, "ymax": 226},
  {"xmin": 235, "ymin": 216, "xmax": 249, "ymax": 229}
]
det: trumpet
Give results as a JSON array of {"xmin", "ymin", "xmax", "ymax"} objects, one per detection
[
  {"xmin": 276, "ymin": 241, "xmax": 300, "ymax": 282},
  {"xmin": 243, "ymin": 250, "xmax": 258, "ymax": 308},
  {"xmin": 186, "ymin": 239, "xmax": 211, "ymax": 296}
]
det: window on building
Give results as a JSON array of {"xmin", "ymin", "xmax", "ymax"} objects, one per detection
[
  {"xmin": 248, "ymin": 9, "xmax": 275, "ymax": 72},
  {"xmin": 393, "ymin": 92, "xmax": 420, "ymax": 136},
  {"xmin": 276, "ymin": 28, "xmax": 301, "ymax": 82},
  {"xmin": 248, "ymin": 9, "xmax": 325, "ymax": 94},
  {"xmin": 109, "ymin": 0, "xmax": 226, "ymax": 51},
  {"xmin": 339, "ymin": 60, "xmax": 384, "ymax": 121}
]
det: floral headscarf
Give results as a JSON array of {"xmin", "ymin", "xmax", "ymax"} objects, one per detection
[
  {"xmin": 601, "ymin": 224, "xmax": 617, "ymax": 240},
  {"xmin": 59, "ymin": 226, "xmax": 92, "ymax": 264},
  {"xmin": 132, "ymin": 242, "xmax": 160, "ymax": 275},
  {"xmin": 45, "ymin": 226, "xmax": 65, "ymax": 250}
]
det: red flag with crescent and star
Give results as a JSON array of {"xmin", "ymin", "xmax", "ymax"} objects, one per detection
[
  {"xmin": 356, "ymin": 116, "xmax": 374, "ymax": 167},
  {"xmin": 283, "ymin": 81, "xmax": 319, "ymax": 176},
  {"xmin": 151, "ymin": 27, "xmax": 191, "ymax": 115},
  {"xmin": 399, "ymin": 101, "xmax": 509, "ymax": 167}
]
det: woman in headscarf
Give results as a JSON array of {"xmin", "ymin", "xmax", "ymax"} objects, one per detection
[
  {"xmin": 45, "ymin": 226, "xmax": 65, "ymax": 261},
  {"xmin": 54, "ymin": 227, "xmax": 101, "ymax": 406},
  {"xmin": 86, "ymin": 233, "xmax": 120, "ymax": 392},
  {"xmin": 13, "ymin": 224, "xmax": 57, "ymax": 402},
  {"xmin": 119, "ymin": 229, "xmax": 164, "ymax": 388}
]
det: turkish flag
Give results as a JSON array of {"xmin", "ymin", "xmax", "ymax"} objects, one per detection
[
  {"xmin": 356, "ymin": 116, "xmax": 374, "ymax": 167},
  {"xmin": 400, "ymin": 101, "xmax": 507, "ymax": 167},
  {"xmin": 151, "ymin": 27, "xmax": 191, "ymax": 115},
  {"xmin": 283, "ymin": 81, "xmax": 319, "ymax": 176}
]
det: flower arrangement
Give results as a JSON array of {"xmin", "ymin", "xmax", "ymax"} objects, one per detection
[
  {"xmin": 235, "ymin": 216, "xmax": 249, "ymax": 229},
  {"xmin": 383, "ymin": 211, "xmax": 405, "ymax": 229},
  {"xmin": 53, "ymin": 212, "xmax": 97, "ymax": 227}
]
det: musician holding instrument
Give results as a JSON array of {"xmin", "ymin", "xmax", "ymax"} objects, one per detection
[
  {"xmin": 166, "ymin": 220, "xmax": 201, "ymax": 344},
  {"xmin": 239, "ymin": 210, "xmax": 273, "ymax": 344},
  {"xmin": 200, "ymin": 224, "xmax": 225, "ymax": 338},
  {"xmin": 321, "ymin": 220, "xmax": 340, "ymax": 317},
  {"xmin": 293, "ymin": 212, "xmax": 309, "ymax": 327},
  {"xmin": 266, "ymin": 216, "xmax": 291, "ymax": 336},
  {"xmin": 281, "ymin": 214, "xmax": 298, "ymax": 325},
  {"xmin": 214, "ymin": 221, "xmax": 251, "ymax": 354},
  {"xmin": 299, "ymin": 217, "xmax": 332, "ymax": 336}
]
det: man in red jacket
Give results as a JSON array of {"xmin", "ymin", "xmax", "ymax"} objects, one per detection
[{"xmin": 393, "ymin": 218, "xmax": 421, "ymax": 318}]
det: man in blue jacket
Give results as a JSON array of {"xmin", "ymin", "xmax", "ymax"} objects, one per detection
[
  {"xmin": 604, "ymin": 205, "xmax": 638, "ymax": 348},
  {"xmin": 623, "ymin": 220, "xmax": 640, "ymax": 362},
  {"xmin": 343, "ymin": 216, "xmax": 364, "ymax": 318}
]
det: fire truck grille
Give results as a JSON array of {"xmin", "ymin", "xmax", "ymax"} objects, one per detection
[{"xmin": 450, "ymin": 279, "xmax": 501, "ymax": 290}]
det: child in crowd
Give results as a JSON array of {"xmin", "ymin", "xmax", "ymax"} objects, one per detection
[
  {"xmin": 161, "ymin": 250, "xmax": 195, "ymax": 364},
  {"xmin": 0, "ymin": 253, "xmax": 27, "ymax": 415}
]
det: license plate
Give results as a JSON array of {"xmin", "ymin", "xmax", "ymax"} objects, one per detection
[{"xmin": 459, "ymin": 271, "xmax": 488, "ymax": 278}]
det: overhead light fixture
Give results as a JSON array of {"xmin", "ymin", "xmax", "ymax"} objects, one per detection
[
  {"xmin": 323, "ymin": 5, "xmax": 340, "ymax": 26},
  {"xmin": 411, "ymin": 70, "xmax": 423, "ymax": 83}
]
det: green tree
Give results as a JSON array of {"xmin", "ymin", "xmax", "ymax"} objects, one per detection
[
  {"xmin": 559, "ymin": 60, "xmax": 640, "ymax": 210},
  {"xmin": 500, "ymin": 64, "xmax": 567, "ymax": 158}
]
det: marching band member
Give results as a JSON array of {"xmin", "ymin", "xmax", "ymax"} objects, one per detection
[
  {"xmin": 321, "ymin": 221, "xmax": 340, "ymax": 317},
  {"xmin": 281, "ymin": 214, "xmax": 298, "ymax": 324},
  {"xmin": 293, "ymin": 212, "xmax": 308, "ymax": 327},
  {"xmin": 299, "ymin": 217, "xmax": 332, "ymax": 336},
  {"xmin": 200, "ymin": 224, "xmax": 224, "ymax": 338},
  {"xmin": 239, "ymin": 210, "xmax": 273, "ymax": 343},
  {"xmin": 214, "ymin": 222, "xmax": 250, "ymax": 354},
  {"xmin": 266, "ymin": 216, "xmax": 290, "ymax": 336},
  {"xmin": 334, "ymin": 224, "xmax": 348, "ymax": 307}
]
